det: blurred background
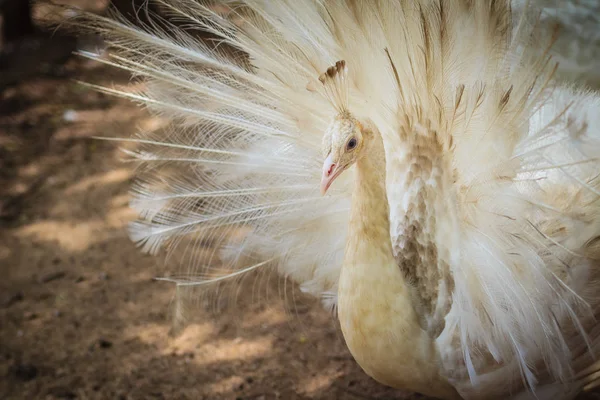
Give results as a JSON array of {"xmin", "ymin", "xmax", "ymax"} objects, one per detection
[{"xmin": 0, "ymin": 1, "xmax": 599, "ymax": 399}]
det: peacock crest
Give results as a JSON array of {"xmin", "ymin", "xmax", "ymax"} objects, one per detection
[{"xmin": 307, "ymin": 60, "xmax": 349, "ymax": 114}]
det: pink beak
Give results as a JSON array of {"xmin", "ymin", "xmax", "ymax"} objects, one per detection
[{"xmin": 320, "ymin": 154, "xmax": 342, "ymax": 195}]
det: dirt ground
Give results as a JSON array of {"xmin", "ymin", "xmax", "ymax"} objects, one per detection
[{"xmin": 1, "ymin": 3, "xmax": 600, "ymax": 400}]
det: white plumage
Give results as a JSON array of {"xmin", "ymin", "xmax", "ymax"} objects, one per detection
[{"xmin": 75, "ymin": 1, "xmax": 600, "ymax": 399}]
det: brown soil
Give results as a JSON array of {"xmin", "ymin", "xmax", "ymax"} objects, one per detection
[{"xmin": 1, "ymin": 4, "xmax": 599, "ymax": 400}]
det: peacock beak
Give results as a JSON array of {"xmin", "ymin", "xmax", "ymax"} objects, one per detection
[{"xmin": 321, "ymin": 153, "xmax": 342, "ymax": 195}]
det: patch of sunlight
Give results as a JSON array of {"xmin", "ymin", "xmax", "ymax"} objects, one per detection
[
  {"xmin": 65, "ymin": 168, "xmax": 132, "ymax": 195},
  {"xmin": 15, "ymin": 220, "xmax": 104, "ymax": 252},
  {"xmin": 120, "ymin": 268, "xmax": 163, "ymax": 286},
  {"xmin": 194, "ymin": 336, "xmax": 274, "ymax": 365},
  {"xmin": 138, "ymin": 115, "xmax": 169, "ymax": 132},
  {"xmin": 104, "ymin": 205, "xmax": 138, "ymax": 228},
  {"xmin": 123, "ymin": 322, "xmax": 216, "ymax": 350},
  {"xmin": 14, "ymin": 212, "xmax": 134, "ymax": 252},
  {"xmin": 110, "ymin": 193, "xmax": 131, "ymax": 208},
  {"xmin": 297, "ymin": 364, "xmax": 345, "ymax": 395},
  {"xmin": 205, "ymin": 375, "xmax": 246, "ymax": 395},
  {"xmin": 167, "ymin": 323, "xmax": 218, "ymax": 352},
  {"xmin": 241, "ymin": 306, "xmax": 288, "ymax": 330},
  {"xmin": 129, "ymin": 320, "xmax": 275, "ymax": 364},
  {"xmin": 131, "ymin": 320, "xmax": 274, "ymax": 366},
  {"xmin": 19, "ymin": 163, "xmax": 42, "ymax": 178},
  {"xmin": 122, "ymin": 321, "xmax": 273, "ymax": 365},
  {"xmin": 56, "ymin": 106, "xmax": 152, "ymax": 133}
]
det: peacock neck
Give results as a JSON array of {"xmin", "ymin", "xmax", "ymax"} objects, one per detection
[
  {"xmin": 336, "ymin": 126, "xmax": 459, "ymax": 399},
  {"xmin": 348, "ymin": 133, "xmax": 392, "ymax": 248}
]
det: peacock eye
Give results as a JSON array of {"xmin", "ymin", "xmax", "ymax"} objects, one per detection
[{"xmin": 346, "ymin": 137, "xmax": 357, "ymax": 151}]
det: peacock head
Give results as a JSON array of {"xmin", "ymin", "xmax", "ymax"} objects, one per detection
[
  {"xmin": 320, "ymin": 112, "xmax": 365, "ymax": 195},
  {"xmin": 309, "ymin": 60, "xmax": 366, "ymax": 195}
]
